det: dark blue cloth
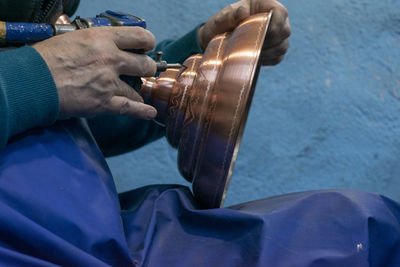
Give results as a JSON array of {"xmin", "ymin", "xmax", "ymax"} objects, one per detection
[{"xmin": 0, "ymin": 119, "xmax": 399, "ymax": 266}]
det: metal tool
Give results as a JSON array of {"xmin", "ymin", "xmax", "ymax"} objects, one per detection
[
  {"xmin": 154, "ymin": 51, "xmax": 183, "ymax": 72},
  {"xmin": 0, "ymin": 11, "xmax": 145, "ymax": 44},
  {"xmin": 0, "ymin": 10, "xmax": 182, "ymax": 72}
]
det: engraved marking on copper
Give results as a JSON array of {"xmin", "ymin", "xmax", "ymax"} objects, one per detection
[
  {"xmin": 172, "ymin": 56, "xmax": 199, "ymax": 141},
  {"xmin": 189, "ymin": 33, "xmax": 227, "ymax": 165},
  {"xmin": 221, "ymin": 17, "xmax": 266, "ymax": 175},
  {"xmin": 0, "ymin": 22, "xmax": 6, "ymax": 43}
]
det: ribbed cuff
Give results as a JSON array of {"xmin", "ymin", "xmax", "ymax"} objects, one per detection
[
  {"xmin": 0, "ymin": 46, "xmax": 59, "ymax": 146},
  {"xmin": 161, "ymin": 24, "xmax": 204, "ymax": 64}
]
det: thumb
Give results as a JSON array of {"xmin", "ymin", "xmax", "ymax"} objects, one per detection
[
  {"xmin": 199, "ymin": 3, "xmax": 250, "ymax": 49},
  {"xmin": 213, "ymin": 3, "xmax": 250, "ymax": 34}
]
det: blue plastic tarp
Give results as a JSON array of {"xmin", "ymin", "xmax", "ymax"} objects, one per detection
[{"xmin": 0, "ymin": 118, "xmax": 399, "ymax": 266}]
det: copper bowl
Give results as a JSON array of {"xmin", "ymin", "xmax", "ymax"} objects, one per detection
[{"xmin": 141, "ymin": 12, "xmax": 272, "ymax": 208}]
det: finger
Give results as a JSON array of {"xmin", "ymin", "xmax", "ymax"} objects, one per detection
[
  {"xmin": 201, "ymin": 3, "xmax": 250, "ymax": 47},
  {"xmin": 251, "ymin": 0, "xmax": 287, "ymax": 16},
  {"xmin": 109, "ymin": 27, "xmax": 156, "ymax": 52},
  {"xmin": 116, "ymin": 51, "xmax": 157, "ymax": 77},
  {"xmin": 217, "ymin": 3, "xmax": 250, "ymax": 32},
  {"xmin": 259, "ymin": 54, "xmax": 285, "ymax": 66},
  {"xmin": 264, "ymin": 17, "xmax": 291, "ymax": 49},
  {"xmin": 113, "ymin": 79, "xmax": 144, "ymax": 103},
  {"xmin": 107, "ymin": 96, "xmax": 157, "ymax": 119},
  {"xmin": 260, "ymin": 38, "xmax": 289, "ymax": 60}
]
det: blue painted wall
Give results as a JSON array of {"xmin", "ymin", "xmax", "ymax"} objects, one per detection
[{"xmin": 77, "ymin": 0, "xmax": 400, "ymax": 206}]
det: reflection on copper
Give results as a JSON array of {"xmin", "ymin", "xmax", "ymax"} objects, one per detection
[
  {"xmin": 202, "ymin": 60, "xmax": 223, "ymax": 66},
  {"xmin": 158, "ymin": 77, "xmax": 176, "ymax": 83},
  {"xmin": 55, "ymin": 14, "xmax": 71, "ymax": 24},
  {"xmin": 239, "ymin": 16, "xmax": 267, "ymax": 26},
  {"xmin": 229, "ymin": 51, "xmax": 257, "ymax": 59},
  {"xmin": 140, "ymin": 12, "xmax": 272, "ymax": 209}
]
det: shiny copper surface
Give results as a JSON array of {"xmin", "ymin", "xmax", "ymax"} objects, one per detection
[
  {"xmin": 140, "ymin": 12, "xmax": 272, "ymax": 208},
  {"xmin": 55, "ymin": 14, "xmax": 71, "ymax": 24}
]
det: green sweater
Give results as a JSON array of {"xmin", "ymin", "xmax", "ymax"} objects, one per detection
[{"xmin": 0, "ymin": 26, "xmax": 203, "ymax": 156}]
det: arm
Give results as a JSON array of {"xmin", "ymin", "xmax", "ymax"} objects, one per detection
[
  {"xmin": 89, "ymin": 0, "xmax": 291, "ymax": 157},
  {"xmin": 0, "ymin": 46, "xmax": 59, "ymax": 149},
  {"xmin": 0, "ymin": 26, "xmax": 158, "ymax": 150}
]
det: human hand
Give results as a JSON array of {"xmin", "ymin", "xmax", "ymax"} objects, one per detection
[
  {"xmin": 198, "ymin": 0, "xmax": 290, "ymax": 65},
  {"xmin": 33, "ymin": 27, "xmax": 157, "ymax": 120}
]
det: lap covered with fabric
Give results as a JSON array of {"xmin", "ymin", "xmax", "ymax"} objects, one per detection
[{"xmin": 0, "ymin": 119, "xmax": 398, "ymax": 266}]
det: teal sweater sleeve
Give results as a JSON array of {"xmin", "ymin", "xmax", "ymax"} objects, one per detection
[
  {"xmin": 88, "ymin": 26, "xmax": 203, "ymax": 157},
  {"xmin": 0, "ymin": 46, "xmax": 59, "ymax": 149}
]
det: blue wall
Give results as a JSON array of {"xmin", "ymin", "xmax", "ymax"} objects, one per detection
[{"xmin": 77, "ymin": 0, "xmax": 400, "ymax": 206}]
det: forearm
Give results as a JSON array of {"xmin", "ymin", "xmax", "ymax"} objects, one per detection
[{"xmin": 0, "ymin": 46, "xmax": 59, "ymax": 149}]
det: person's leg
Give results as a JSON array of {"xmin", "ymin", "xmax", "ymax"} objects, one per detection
[
  {"xmin": 120, "ymin": 185, "xmax": 400, "ymax": 267},
  {"xmin": 0, "ymin": 119, "xmax": 132, "ymax": 266},
  {"xmin": 2, "ymin": 119, "xmax": 399, "ymax": 266}
]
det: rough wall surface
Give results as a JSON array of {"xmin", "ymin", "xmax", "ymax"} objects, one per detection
[{"xmin": 77, "ymin": 0, "xmax": 400, "ymax": 206}]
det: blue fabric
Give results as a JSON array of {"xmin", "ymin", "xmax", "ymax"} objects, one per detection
[{"xmin": 0, "ymin": 120, "xmax": 399, "ymax": 266}]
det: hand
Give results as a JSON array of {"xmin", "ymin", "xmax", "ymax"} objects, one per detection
[
  {"xmin": 33, "ymin": 26, "xmax": 158, "ymax": 120},
  {"xmin": 198, "ymin": 0, "xmax": 291, "ymax": 65}
]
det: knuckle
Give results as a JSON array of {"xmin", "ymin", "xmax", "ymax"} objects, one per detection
[
  {"xmin": 268, "ymin": 25, "xmax": 279, "ymax": 37},
  {"xmin": 136, "ymin": 56, "xmax": 156, "ymax": 76},
  {"xmin": 115, "ymin": 58, "xmax": 127, "ymax": 73},
  {"xmin": 118, "ymin": 99, "xmax": 131, "ymax": 115},
  {"xmin": 145, "ymin": 57, "xmax": 157, "ymax": 76},
  {"xmin": 95, "ymin": 47, "xmax": 117, "ymax": 65},
  {"xmin": 132, "ymin": 26, "xmax": 146, "ymax": 39},
  {"xmin": 146, "ymin": 31, "xmax": 156, "ymax": 49},
  {"xmin": 270, "ymin": 55, "xmax": 284, "ymax": 66},
  {"xmin": 138, "ymin": 63, "xmax": 148, "ymax": 77},
  {"xmin": 86, "ymin": 27, "xmax": 108, "ymax": 40},
  {"xmin": 279, "ymin": 6, "xmax": 289, "ymax": 18},
  {"xmin": 283, "ymin": 23, "xmax": 291, "ymax": 39},
  {"xmin": 277, "ymin": 40, "xmax": 289, "ymax": 55},
  {"xmin": 214, "ymin": 10, "xmax": 226, "ymax": 26},
  {"xmin": 134, "ymin": 28, "xmax": 156, "ymax": 49},
  {"xmin": 91, "ymin": 96, "xmax": 108, "ymax": 113},
  {"xmin": 100, "ymin": 69, "xmax": 118, "ymax": 88},
  {"xmin": 97, "ymin": 52, "xmax": 111, "ymax": 64},
  {"xmin": 102, "ymin": 68, "xmax": 115, "ymax": 80},
  {"xmin": 270, "ymin": 2, "xmax": 289, "ymax": 17}
]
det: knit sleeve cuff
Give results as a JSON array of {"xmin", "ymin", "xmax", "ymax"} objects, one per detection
[{"xmin": 0, "ymin": 46, "xmax": 59, "ymax": 147}]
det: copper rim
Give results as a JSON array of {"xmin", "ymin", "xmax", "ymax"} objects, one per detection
[
  {"xmin": 140, "ymin": 12, "xmax": 272, "ymax": 209},
  {"xmin": 192, "ymin": 13, "xmax": 272, "ymax": 208}
]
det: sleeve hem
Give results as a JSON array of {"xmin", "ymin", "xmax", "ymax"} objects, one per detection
[{"xmin": 0, "ymin": 46, "xmax": 59, "ymax": 147}]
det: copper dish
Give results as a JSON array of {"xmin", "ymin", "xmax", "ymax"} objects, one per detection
[{"xmin": 141, "ymin": 12, "xmax": 272, "ymax": 208}]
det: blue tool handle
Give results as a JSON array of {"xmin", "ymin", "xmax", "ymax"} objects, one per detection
[
  {"xmin": 93, "ymin": 10, "xmax": 147, "ymax": 28},
  {"xmin": 1, "ymin": 22, "xmax": 53, "ymax": 43},
  {"xmin": 0, "ymin": 11, "xmax": 146, "ymax": 45}
]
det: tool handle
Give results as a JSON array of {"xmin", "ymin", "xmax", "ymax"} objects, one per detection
[{"xmin": 0, "ymin": 21, "xmax": 53, "ymax": 44}]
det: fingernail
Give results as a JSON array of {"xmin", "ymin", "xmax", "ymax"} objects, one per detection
[{"xmin": 147, "ymin": 109, "xmax": 157, "ymax": 119}]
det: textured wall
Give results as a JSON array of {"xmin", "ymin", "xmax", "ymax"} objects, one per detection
[{"xmin": 77, "ymin": 0, "xmax": 400, "ymax": 206}]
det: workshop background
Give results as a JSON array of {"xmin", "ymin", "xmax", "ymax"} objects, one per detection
[{"xmin": 77, "ymin": 0, "xmax": 400, "ymax": 206}]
